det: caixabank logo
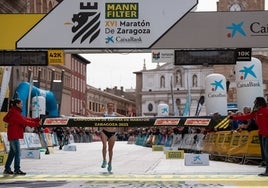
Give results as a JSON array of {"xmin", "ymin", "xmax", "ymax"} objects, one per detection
[
  {"xmin": 208, "ymin": 79, "xmax": 226, "ymax": 98},
  {"xmin": 238, "ymin": 65, "xmax": 256, "ymax": 80},
  {"xmin": 210, "ymin": 79, "xmax": 224, "ymax": 92},
  {"xmin": 226, "ymin": 20, "xmax": 268, "ymax": 38},
  {"xmin": 71, "ymin": 2, "xmax": 101, "ymax": 44},
  {"xmin": 226, "ymin": 21, "xmax": 246, "ymax": 38},
  {"xmin": 237, "ymin": 64, "xmax": 261, "ymax": 88}
]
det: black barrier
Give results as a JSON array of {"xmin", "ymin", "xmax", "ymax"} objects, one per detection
[{"xmin": 42, "ymin": 116, "xmax": 228, "ymax": 128}]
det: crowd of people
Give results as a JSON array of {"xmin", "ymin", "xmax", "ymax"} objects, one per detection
[
  {"xmin": 229, "ymin": 106, "xmax": 258, "ymax": 132},
  {"xmin": 3, "ymin": 97, "xmax": 268, "ymax": 177}
]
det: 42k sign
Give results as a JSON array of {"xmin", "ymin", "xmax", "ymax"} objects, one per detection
[
  {"xmin": 17, "ymin": 0, "xmax": 197, "ymax": 49},
  {"xmin": 48, "ymin": 50, "xmax": 64, "ymax": 65}
]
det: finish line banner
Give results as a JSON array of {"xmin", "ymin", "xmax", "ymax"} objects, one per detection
[{"xmin": 42, "ymin": 116, "xmax": 227, "ymax": 128}]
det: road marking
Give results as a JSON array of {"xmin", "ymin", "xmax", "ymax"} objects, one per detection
[{"xmin": 1, "ymin": 174, "xmax": 267, "ymax": 183}]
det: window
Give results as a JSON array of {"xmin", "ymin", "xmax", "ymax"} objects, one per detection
[
  {"xmin": 148, "ymin": 103, "xmax": 153, "ymax": 112},
  {"xmin": 192, "ymin": 74, "xmax": 198, "ymax": 87},
  {"xmin": 160, "ymin": 76, "xmax": 165, "ymax": 88},
  {"xmin": 175, "ymin": 70, "xmax": 182, "ymax": 87}
]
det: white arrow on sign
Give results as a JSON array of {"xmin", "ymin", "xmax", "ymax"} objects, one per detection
[{"xmin": 17, "ymin": 0, "xmax": 197, "ymax": 49}]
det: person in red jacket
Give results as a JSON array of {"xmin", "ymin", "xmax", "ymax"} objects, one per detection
[
  {"xmin": 232, "ymin": 97, "xmax": 268, "ymax": 177},
  {"xmin": 3, "ymin": 98, "xmax": 40, "ymax": 175}
]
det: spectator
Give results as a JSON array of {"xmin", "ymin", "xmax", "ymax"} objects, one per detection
[
  {"xmin": 3, "ymin": 98, "xmax": 40, "ymax": 175},
  {"xmin": 54, "ymin": 127, "xmax": 64, "ymax": 150},
  {"xmin": 232, "ymin": 97, "xmax": 268, "ymax": 177}
]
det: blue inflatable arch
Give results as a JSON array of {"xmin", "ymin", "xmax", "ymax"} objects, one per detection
[{"xmin": 14, "ymin": 82, "xmax": 58, "ymax": 117}]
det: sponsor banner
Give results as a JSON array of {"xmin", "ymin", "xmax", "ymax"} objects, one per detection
[
  {"xmin": 21, "ymin": 149, "xmax": 40, "ymax": 159},
  {"xmin": 153, "ymin": 11, "xmax": 268, "ymax": 49},
  {"xmin": 166, "ymin": 150, "xmax": 184, "ymax": 159},
  {"xmin": 24, "ymin": 133, "xmax": 42, "ymax": 149},
  {"xmin": 0, "ymin": 132, "xmax": 9, "ymax": 152},
  {"xmin": 64, "ymin": 144, "xmax": 77, "ymax": 151},
  {"xmin": 152, "ymin": 50, "xmax": 174, "ymax": 63},
  {"xmin": 43, "ymin": 118, "xmax": 69, "ymax": 126},
  {"xmin": 20, "ymin": 138, "xmax": 28, "ymax": 149},
  {"xmin": 184, "ymin": 118, "xmax": 211, "ymax": 126},
  {"xmin": 0, "ymin": 134, "xmax": 5, "ymax": 152},
  {"xmin": 152, "ymin": 145, "xmax": 164, "ymax": 151},
  {"xmin": 42, "ymin": 116, "xmax": 222, "ymax": 128},
  {"xmin": 0, "ymin": 153, "xmax": 7, "ymax": 166},
  {"xmin": 184, "ymin": 153, "xmax": 209, "ymax": 166},
  {"xmin": 17, "ymin": 0, "xmax": 197, "ymax": 49},
  {"xmin": 154, "ymin": 119, "xmax": 180, "ymax": 126}
]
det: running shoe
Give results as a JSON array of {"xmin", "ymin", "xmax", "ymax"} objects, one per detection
[
  {"xmin": 3, "ymin": 169, "xmax": 13, "ymax": 175},
  {"xmin": 101, "ymin": 160, "xmax": 107, "ymax": 168},
  {"xmin": 107, "ymin": 163, "xmax": 112, "ymax": 172},
  {"xmin": 258, "ymin": 161, "xmax": 266, "ymax": 167},
  {"xmin": 14, "ymin": 170, "xmax": 26, "ymax": 175},
  {"xmin": 258, "ymin": 173, "xmax": 268, "ymax": 177}
]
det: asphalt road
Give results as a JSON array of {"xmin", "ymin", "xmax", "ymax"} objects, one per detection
[{"xmin": 0, "ymin": 142, "xmax": 267, "ymax": 188}]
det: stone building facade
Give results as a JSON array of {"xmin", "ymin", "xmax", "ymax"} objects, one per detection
[
  {"xmin": 135, "ymin": 0, "xmax": 268, "ymax": 116},
  {"xmin": 217, "ymin": 0, "xmax": 264, "ymax": 11},
  {"xmin": 135, "ymin": 64, "xmax": 214, "ymax": 116},
  {"xmin": 86, "ymin": 85, "xmax": 136, "ymax": 117},
  {"xmin": 136, "ymin": 54, "xmax": 268, "ymax": 116},
  {"xmin": 0, "ymin": 0, "xmax": 135, "ymax": 117}
]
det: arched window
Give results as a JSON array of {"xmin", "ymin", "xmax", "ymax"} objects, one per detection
[
  {"xmin": 148, "ymin": 103, "xmax": 153, "ymax": 112},
  {"xmin": 160, "ymin": 75, "xmax": 165, "ymax": 88},
  {"xmin": 192, "ymin": 74, "xmax": 198, "ymax": 87},
  {"xmin": 175, "ymin": 70, "xmax": 182, "ymax": 87}
]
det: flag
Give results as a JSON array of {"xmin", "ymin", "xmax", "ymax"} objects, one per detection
[
  {"xmin": 0, "ymin": 66, "xmax": 12, "ymax": 110},
  {"xmin": 183, "ymin": 95, "xmax": 191, "ymax": 116},
  {"xmin": 170, "ymin": 76, "xmax": 179, "ymax": 116},
  {"xmin": 195, "ymin": 96, "xmax": 205, "ymax": 116}
]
